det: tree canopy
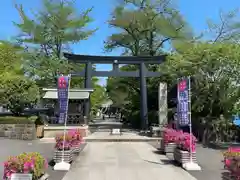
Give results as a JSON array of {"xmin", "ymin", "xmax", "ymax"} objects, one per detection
[
  {"xmin": 105, "ymin": 0, "xmax": 240, "ymax": 142},
  {"xmin": 0, "ymin": 43, "xmax": 39, "ymax": 115},
  {"xmin": 105, "ymin": 0, "xmax": 193, "ymax": 56},
  {"xmin": 0, "ymin": 0, "xmax": 105, "ymax": 115},
  {"xmin": 14, "ymin": 0, "xmax": 96, "ymax": 88}
]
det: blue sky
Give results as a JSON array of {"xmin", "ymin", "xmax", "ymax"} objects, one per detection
[{"xmin": 0, "ymin": 0, "xmax": 239, "ymax": 85}]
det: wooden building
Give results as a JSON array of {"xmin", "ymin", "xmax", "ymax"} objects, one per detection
[{"xmin": 42, "ymin": 88, "xmax": 94, "ymax": 125}]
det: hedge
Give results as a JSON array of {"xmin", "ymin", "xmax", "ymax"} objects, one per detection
[{"xmin": 0, "ymin": 116, "xmax": 37, "ymax": 124}]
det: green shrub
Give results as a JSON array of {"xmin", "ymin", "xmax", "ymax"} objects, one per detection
[
  {"xmin": 0, "ymin": 116, "xmax": 37, "ymax": 124},
  {"xmin": 35, "ymin": 115, "xmax": 46, "ymax": 126}
]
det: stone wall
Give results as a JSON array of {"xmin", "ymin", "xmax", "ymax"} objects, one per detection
[{"xmin": 0, "ymin": 124, "xmax": 36, "ymax": 140}]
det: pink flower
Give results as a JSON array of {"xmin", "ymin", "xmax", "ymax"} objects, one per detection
[
  {"xmin": 3, "ymin": 152, "xmax": 48, "ymax": 180},
  {"xmin": 44, "ymin": 158, "xmax": 48, "ymax": 169},
  {"xmin": 3, "ymin": 161, "xmax": 9, "ymax": 167},
  {"xmin": 23, "ymin": 161, "xmax": 34, "ymax": 173},
  {"xmin": 6, "ymin": 171, "xmax": 12, "ymax": 178},
  {"xmin": 225, "ymin": 159, "xmax": 231, "ymax": 167}
]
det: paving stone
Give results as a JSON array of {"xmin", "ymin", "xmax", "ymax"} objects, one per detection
[{"xmin": 62, "ymin": 142, "xmax": 197, "ymax": 180}]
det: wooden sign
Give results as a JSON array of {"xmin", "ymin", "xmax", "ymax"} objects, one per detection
[{"xmin": 11, "ymin": 173, "xmax": 32, "ymax": 180}]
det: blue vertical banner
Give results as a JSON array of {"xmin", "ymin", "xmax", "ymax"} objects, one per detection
[
  {"xmin": 177, "ymin": 77, "xmax": 190, "ymax": 126},
  {"xmin": 57, "ymin": 76, "xmax": 70, "ymax": 124}
]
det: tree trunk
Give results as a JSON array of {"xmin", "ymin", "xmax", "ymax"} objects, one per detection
[{"xmin": 202, "ymin": 128, "xmax": 208, "ymax": 146}]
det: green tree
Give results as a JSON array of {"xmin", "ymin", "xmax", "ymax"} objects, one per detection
[
  {"xmin": 0, "ymin": 41, "xmax": 24, "ymax": 74},
  {"xmin": 205, "ymin": 9, "xmax": 240, "ymax": 43},
  {"xmin": 0, "ymin": 43, "xmax": 39, "ymax": 115},
  {"xmin": 91, "ymin": 84, "xmax": 107, "ymax": 115},
  {"xmin": 0, "ymin": 73, "xmax": 40, "ymax": 116},
  {"xmin": 14, "ymin": 0, "xmax": 96, "ymax": 88},
  {"xmin": 160, "ymin": 42, "xmax": 240, "ymax": 143},
  {"xmin": 106, "ymin": 0, "xmax": 192, "ymax": 127},
  {"xmin": 105, "ymin": 0, "xmax": 192, "ymax": 56}
]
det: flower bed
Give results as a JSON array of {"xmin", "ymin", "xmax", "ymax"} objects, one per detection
[
  {"xmin": 53, "ymin": 128, "xmax": 85, "ymax": 162},
  {"xmin": 53, "ymin": 140, "xmax": 73, "ymax": 163},
  {"xmin": 3, "ymin": 152, "xmax": 48, "ymax": 180},
  {"xmin": 68, "ymin": 129, "xmax": 84, "ymax": 153},
  {"xmin": 222, "ymin": 147, "xmax": 240, "ymax": 179},
  {"xmin": 162, "ymin": 128, "xmax": 180, "ymax": 153},
  {"xmin": 173, "ymin": 132, "xmax": 197, "ymax": 164}
]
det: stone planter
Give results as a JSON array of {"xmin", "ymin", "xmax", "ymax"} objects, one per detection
[
  {"xmin": 53, "ymin": 149, "xmax": 73, "ymax": 163},
  {"xmin": 222, "ymin": 171, "xmax": 239, "ymax": 180},
  {"xmin": 71, "ymin": 141, "xmax": 81, "ymax": 153},
  {"xmin": 164, "ymin": 142, "xmax": 177, "ymax": 153},
  {"xmin": 173, "ymin": 148, "xmax": 197, "ymax": 164},
  {"xmin": 159, "ymin": 140, "xmax": 176, "ymax": 154},
  {"xmin": 7, "ymin": 173, "xmax": 49, "ymax": 180}
]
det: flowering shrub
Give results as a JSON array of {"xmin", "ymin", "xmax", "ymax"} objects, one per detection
[
  {"xmin": 223, "ymin": 147, "xmax": 240, "ymax": 178},
  {"xmin": 55, "ymin": 133, "xmax": 74, "ymax": 143},
  {"xmin": 55, "ymin": 129, "xmax": 83, "ymax": 143},
  {"xmin": 176, "ymin": 132, "xmax": 197, "ymax": 152},
  {"xmin": 54, "ymin": 129, "xmax": 84, "ymax": 151},
  {"xmin": 223, "ymin": 158, "xmax": 240, "ymax": 178},
  {"xmin": 55, "ymin": 140, "xmax": 72, "ymax": 151},
  {"xmin": 3, "ymin": 152, "xmax": 48, "ymax": 180},
  {"xmin": 68, "ymin": 129, "xmax": 83, "ymax": 142},
  {"xmin": 163, "ymin": 128, "xmax": 178, "ymax": 144}
]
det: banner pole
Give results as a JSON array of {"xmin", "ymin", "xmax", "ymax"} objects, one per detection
[
  {"xmin": 188, "ymin": 76, "xmax": 193, "ymax": 162},
  {"xmin": 61, "ymin": 74, "xmax": 71, "ymax": 162},
  {"xmin": 182, "ymin": 76, "xmax": 201, "ymax": 170},
  {"xmin": 54, "ymin": 74, "xmax": 71, "ymax": 171},
  {"xmin": 176, "ymin": 78, "xmax": 180, "ymax": 130}
]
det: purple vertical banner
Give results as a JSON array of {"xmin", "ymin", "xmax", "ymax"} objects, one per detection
[
  {"xmin": 177, "ymin": 78, "xmax": 189, "ymax": 126},
  {"xmin": 57, "ymin": 76, "xmax": 69, "ymax": 124}
]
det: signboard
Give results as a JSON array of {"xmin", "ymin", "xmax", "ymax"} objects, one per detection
[
  {"xmin": 57, "ymin": 76, "xmax": 70, "ymax": 124},
  {"xmin": 111, "ymin": 128, "xmax": 121, "ymax": 135},
  {"xmin": 177, "ymin": 78, "xmax": 189, "ymax": 126},
  {"xmin": 11, "ymin": 173, "xmax": 32, "ymax": 180}
]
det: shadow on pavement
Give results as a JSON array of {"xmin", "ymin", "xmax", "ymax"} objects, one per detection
[
  {"xmin": 152, "ymin": 150, "xmax": 163, "ymax": 155},
  {"xmin": 160, "ymin": 159, "xmax": 180, "ymax": 166}
]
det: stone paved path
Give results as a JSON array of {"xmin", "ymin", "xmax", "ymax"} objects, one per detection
[
  {"xmin": 189, "ymin": 144, "xmax": 224, "ymax": 180},
  {"xmin": 62, "ymin": 142, "xmax": 197, "ymax": 180}
]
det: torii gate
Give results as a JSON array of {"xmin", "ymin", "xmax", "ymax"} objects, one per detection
[{"xmin": 64, "ymin": 53, "xmax": 166, "ymax": 130}]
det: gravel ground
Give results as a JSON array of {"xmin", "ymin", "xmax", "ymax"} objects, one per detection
[
  {"xmin": 0, "ymin": 138, "xmax": 66, "ymax": 180},
  {"xmin": 149, "ymin": 141, "xmax": 225, "ymax": 180}
]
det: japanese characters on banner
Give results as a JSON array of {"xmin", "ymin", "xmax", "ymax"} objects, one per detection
[
  {"xmin": 177, "ymin": 78, "xmax": 190, "ymax": 126},
  {"xmin": 57, "ymin": 76, "xmax": 69, "ymax": 124}
]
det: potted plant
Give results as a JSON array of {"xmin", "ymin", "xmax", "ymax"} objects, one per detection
[
  {"xmin": 53, "ymin": 140, "xmax": 73, "ymax": 163},
  {"xmin": 55, "ymin": 133, "xmax": 74, "ymax": 143},
  {"xmin": 222, "ymin": 148, "xmax": 240, "ymax": 179},
  {"xmin": 3, "ymin": 152, "xmax": 48, "ymax": 180},
  {"xmin": 174, "ymin": 132, "xmax": 197, "ymax": 164},
  {"xmin": 162, "ymin": 128, "xmax": 179, "ymax": 154},
  {"xmin": 68, "ymin": 129, "xmax": 84, "ymax": 154}
]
